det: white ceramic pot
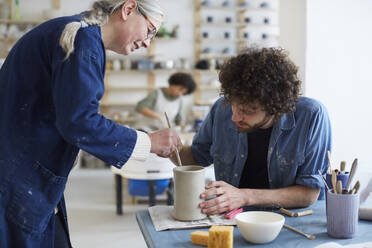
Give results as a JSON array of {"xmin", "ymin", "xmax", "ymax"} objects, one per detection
[
  {"xmin": 122, "ymin": 59, "xmax": 131, "ymax": 70},
  {"xmin": 172, "ymin": 166, "xmax": 206, "ymax": 221}
]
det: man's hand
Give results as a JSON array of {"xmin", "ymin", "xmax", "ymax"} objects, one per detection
[
  {"xmin": 199, "ymin": 182, "xmax": 320, "ymax": 213},
  {"xmin": 199, "ymin": 181, "xmax": 246, "ymax": 215},
  {"xmin": 148, "ymin": 128, "xmax": 182, "ymax": 158}
]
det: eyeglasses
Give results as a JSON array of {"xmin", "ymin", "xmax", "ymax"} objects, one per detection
[{"xmin": 137, "ymin": 7, "xmax": 157, "ymax": 41}]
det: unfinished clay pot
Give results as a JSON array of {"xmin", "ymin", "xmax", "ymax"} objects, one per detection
[{"xmin": 172, "ymin": 166, "xmax": 207, "ymax": 221}]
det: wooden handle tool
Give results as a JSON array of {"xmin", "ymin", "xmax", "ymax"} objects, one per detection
[
  {"xmin": 294, "ymin": 210, "xmax": 313, "ymax": 217},
  {"xmin": 340, "ymin": 161, "xmax": 346, "ymax": 172},
  {"xmin": 280, "ymin": 208, "xmax": 295, "ymax": 217},
  {"xmin": 284, "ymin": 224, "xmax": 315, "ymax": 240},
  {"xmin": 336, "ymin": 180, "xmax": 343, "ymax": 194},
  {"xmin": 318, "ymin": 170, "xmax": 330, "ymax": 191},
  {"xmin": 345, "ymin": 158, "xmax": 358, "ymax": 191},
  {"xmin": 327, "ymin": 151, "xmax": 333, "ymax": 173},
  {"xmin": 164, "ymin": 112, "xmax": 182, "ymax": 167},
  {"xmin": 331, "ymin": 170, "xmax": 337, "ymax": 194},
  {"xmin": 350, "ymin": 180, "xmax": 360, "ymax": 194}
]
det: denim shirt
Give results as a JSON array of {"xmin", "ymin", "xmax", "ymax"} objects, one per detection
[{"xmin": 191, "ymin": 97, "xmax": 332, "ymax": 199}]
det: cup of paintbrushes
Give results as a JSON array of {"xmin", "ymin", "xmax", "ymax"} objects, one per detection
[{"xmin": 326, "ymin": 188, "xmax": 359, "ymax": 238}]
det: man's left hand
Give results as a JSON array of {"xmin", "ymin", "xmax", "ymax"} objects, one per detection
[{"xmin": 199, "ymin": 181, "xmax": 246, "ymax": 215}]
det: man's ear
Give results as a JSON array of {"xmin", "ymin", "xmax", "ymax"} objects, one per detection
[{"xmin": 120, "ymin": 0, "xmax": 138, "ymax": 21}]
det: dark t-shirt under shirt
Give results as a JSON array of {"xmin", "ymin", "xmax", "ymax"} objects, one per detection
[{"xmin": 239, "ymin": 127, "xmax": 273, "ymax": 189}]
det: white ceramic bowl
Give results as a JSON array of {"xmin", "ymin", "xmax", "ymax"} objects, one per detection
[{"xmin": 235, "ymin": 211, "xmax": 284, "ymax": 244}]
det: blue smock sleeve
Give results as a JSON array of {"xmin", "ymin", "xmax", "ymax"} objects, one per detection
[
  {"xmin": 295, "ymin": 103, "xmax": 332, "ymax": 189},
  {"xmin": 51, "ymin": 28, "xmax": 136, "ymax": 168}
]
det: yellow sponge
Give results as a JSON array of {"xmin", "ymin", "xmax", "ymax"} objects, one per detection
[
  {"xmin": 191, "ymin": 230, "xmax": 209, "ymax": 246},
  {"xmin": 208, "ymin": 225, "xmax": 233, "ymax": 248}
]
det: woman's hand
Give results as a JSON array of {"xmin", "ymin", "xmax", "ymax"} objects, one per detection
[
  {"xmin": 199, "ymin": 181, "xmax": 246, "ymax": 215},
  {"xmin": 148, "ymin": 128, "xmax": 182, "ymax": 158}
]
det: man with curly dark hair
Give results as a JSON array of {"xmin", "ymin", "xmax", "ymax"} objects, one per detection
[{"xmin": 171, "ymin": 47, "xmax": 332, "ymax": 214}]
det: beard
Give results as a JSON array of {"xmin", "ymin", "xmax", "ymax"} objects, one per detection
[{"xmin": 235, "ymin": 115, "xmax": 273, "ymax": 133}]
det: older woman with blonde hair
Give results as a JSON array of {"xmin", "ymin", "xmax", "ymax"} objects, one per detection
[{"xmin": 0, "ymin": 1, "xmax": 181, "ymax": 247}]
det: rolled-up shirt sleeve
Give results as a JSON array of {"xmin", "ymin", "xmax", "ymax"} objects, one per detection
[
  {"xmin": 130, "ymin": 130, "xmax": 151, "ymax": 161},
  {"xmin": 295, "ymin": 104, "xmax": 332, "ymax": 189}
]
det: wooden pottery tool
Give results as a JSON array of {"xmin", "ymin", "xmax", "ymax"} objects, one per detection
[
  {"xmin": 294, "ymin": 210, "xmax": 313, "ymax": 217},
  {"xmin": 340, "ymin": 161, "xmax": 346, "ymax": 172},
  {"xmin": 345, "ymin": 158, "xmax": 358, "ymax": 191},
  {"xmin": 350, "ymin": 181, "xmax": 360, "ymax": 194},
  {"xmin": 284, "ymin": 224, "xmax": 315, "ymax": 240},
  {"xmin": 327, "ymin": 151, "xmax": 333, "ymax": 173},
  {"xmin": 318, "ymin": 170, "xmax": 330, "ymax": 191},
  {"xmin": 164, "ymin": 112, "xmax": 182, "ymax": 166},
  {"xmin": 336, "ymin": 180, "xmax": 343, "ymax": 194},
  {"xmin": 331, "ymin": 170, "xmax": 338, "ymax": 194},
  {"xmin": 280, "ymin": 208, "xmax": 295, "ymax": 217}
]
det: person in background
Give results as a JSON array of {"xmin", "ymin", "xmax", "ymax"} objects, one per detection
[
  {"xmin": 171, "ymin": 47, "xmax": 332, "ymax": 214},
  {"xmin": 0, "ymin": 1, "xmax": 182, "ymax": 247},
  {"xmin": 135, "ymin": 72, "xmax": 196, "ymax": 131}
]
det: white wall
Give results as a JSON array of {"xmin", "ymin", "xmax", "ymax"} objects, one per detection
[
  {"xmin": 278, "ymin": 0, "xmax": 306, "ymax": 85},
  {"xmin": 306, "ymin": 0, "xmax": 372, "ymax": 171}
]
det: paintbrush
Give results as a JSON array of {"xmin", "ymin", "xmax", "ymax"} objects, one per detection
[
  {"xmin": 318, "ymin": 170, "xmax": 330, "ymax": 191},
  {"xmin": 327, "ymin": 150, "xmax": 333, "ymax": 174},
  {"xmin": 345, "ymin": 158, "xmax": 358, "ymax": 191},
  {"xmin": 331, "ymin": 170, "xmax": 338, "ymax": 194},
  {"xmin": 336, "ymin": 180, "xmax": 343, "ymax": 194},
  {"xmin": 340, "ymin": 161, "xmax": 346, "ymax": 173},
  {"xmin": 284, "ymin": 224, "xmax": 315, "ymax": 240},
  {"xmin": 350, "ymin": 180, "xmax": 360, "ymax": 194},
  {"xmin": 164, "ymin": 112, "xmax": 182, "ymax": 166}
]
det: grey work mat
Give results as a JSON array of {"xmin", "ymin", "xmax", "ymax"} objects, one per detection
[{"xmin": 148, "ymin": 205, "xmax": 236, "ymax": 231}]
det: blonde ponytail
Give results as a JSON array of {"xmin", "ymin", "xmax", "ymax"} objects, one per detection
[{"xmin": 59, "ymin": 22, "xmax": 83, "ymax": 60}]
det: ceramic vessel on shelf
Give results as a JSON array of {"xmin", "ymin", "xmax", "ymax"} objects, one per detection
[{"xmin": 0, "ymin": 2, "xmax": 10, "ymax": 19}]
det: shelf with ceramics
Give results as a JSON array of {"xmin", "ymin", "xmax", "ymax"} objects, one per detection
[
  {"xmin": 106, "ymin": 69, "xmax": 220, "ymax": 74},
  {"xmin": 100, "ymin": 101, "xmax": 137, "ymax": 107},
  {"xmin": 0, "ymin": 19, "xmax": 41, "ymax": 25},
  {"xmin": 197, "ymin": 6, "xmax": 277, "ymax": 12},
  {"xmin": 196, "ymin": 22, "xmax": 277, "ymax": 28},
  {"xmin": 106, "ymin": 68, "xmax": 194, "ymax": 74},
  {"xmin": 193, "ymin": 0, "xmax": 280, "ymax": 106}
]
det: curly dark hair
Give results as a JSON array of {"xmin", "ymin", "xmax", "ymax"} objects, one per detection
[
  {"xmin": 219, "ymin": 47, "xmax": 301, "ymax": 117},
  {"xmin": 168, "ymin": 72, "xmax": 196, "ymax": 95}
]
